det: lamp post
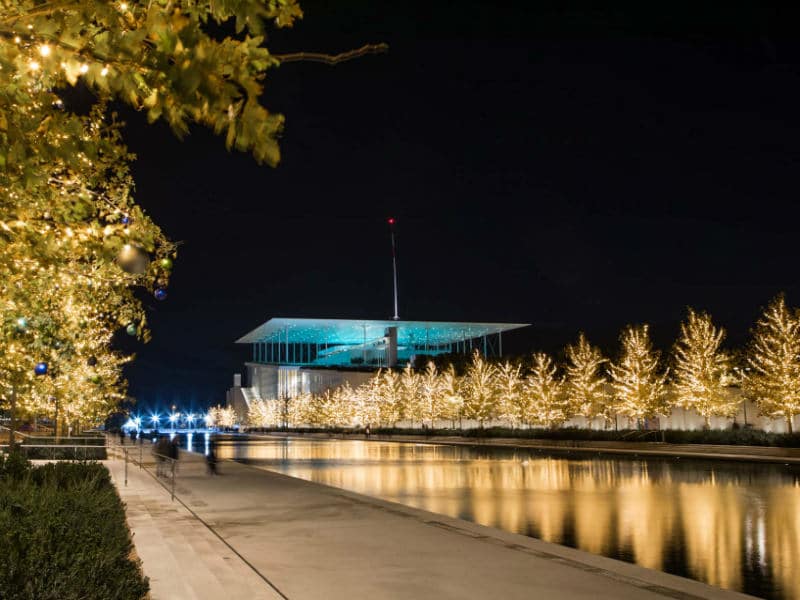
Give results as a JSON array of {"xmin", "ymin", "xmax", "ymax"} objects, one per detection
[
  {"xmin": 169, "ymin": 412, "xmax": 178, "ymax": 431},
  {"xmin": 187, "ymin": 413, "xmax": 195, "ymax": 430}
]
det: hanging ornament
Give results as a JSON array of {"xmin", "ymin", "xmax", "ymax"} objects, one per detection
[
  {"xmin": 118, "ymin": 244, "xmax": 149, "ymax": 274},
  {"xmin": 121, "ymin": 214, "xmax": 131, "ymax": 225},
  {"xmin": 159, "ymin": 257, "xmax": 173, "ymax": 271},
  {"xmin": 15, "ymin": 317, "xmax": 28, "ymax": 332},
  {"xmin": 154, "ymin": 288, "xmax": 168, "ymax": 301},
  {"xmin": 34, "ymin": 362, "xmax": 48, "ymax": 376},
  {"xmin": 89, "ymin": 374, "xmax": 101, "ymax": 384},
  {"xmin": 126, "ymin": 324, "xmax": 137, "ymax": 336},
  {"xmin": 87, "ymin": 356, "xmax": 97, "ymax": 367}
]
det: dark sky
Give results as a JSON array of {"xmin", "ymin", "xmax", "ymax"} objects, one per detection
[{"xmin": 120, "ymin": 1, "xmax": 800, "ymax": 412}]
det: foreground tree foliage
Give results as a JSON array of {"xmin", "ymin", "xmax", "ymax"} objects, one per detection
[{"xmin": 0, "ymin": 0, "xmax": 384, "ymax": 431}]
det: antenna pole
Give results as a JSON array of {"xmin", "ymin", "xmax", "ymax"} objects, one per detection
[{"xmin": 388, "ymin": 217, "xmax": 399, "ymax": 320}]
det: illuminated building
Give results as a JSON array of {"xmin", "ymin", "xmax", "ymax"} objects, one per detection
[{"xmin": 227, "ymin": 317, "xmax": 528, "ymax": 414}]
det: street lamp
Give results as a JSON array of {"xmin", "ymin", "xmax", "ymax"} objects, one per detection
[
  {"xmin": 186, "ymin": 413, "xmax": 195, "ymax": 429},
  {"xmin": 169, "ymin": 412, "xmax": 178, "ymax": 430},
  {"xmin": 204, "ymin": 414, "xmax": 213, "ymax": 429},
  {"xmin": 150, "ymin": 414, "xmax": 160, "ymax": 428}
]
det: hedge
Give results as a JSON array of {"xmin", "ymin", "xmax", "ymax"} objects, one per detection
[
  {"xmin": 249, "ymin": 426, "xmax": 800, "ymax": 447},
  {"xmin": 0, "ymin": 453, "xmax": 149, "ymax": 600}
]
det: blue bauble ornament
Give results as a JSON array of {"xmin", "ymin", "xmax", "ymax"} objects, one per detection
[
  {"xmin": 154, "ymin": 288, "xmax": 167, "ymax": 301},
  {"xmin": 126, "ymin": 324, "xmax": 137, "ymax": 336},
  {"xmin": 15, "ymin": 317, "xmax": 28, "ymax": 332},
  {"xmin": 121, "ymin": 215, "xmax": 131, "ymax": 225},
  {"xmin": 34, "ymin": 362, "xmax": 48, "ymax": 376}
]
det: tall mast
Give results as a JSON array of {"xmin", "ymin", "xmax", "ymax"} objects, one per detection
[{"xmin": 388, "ymin": 217, "xmax": 399, "ymax": 320}]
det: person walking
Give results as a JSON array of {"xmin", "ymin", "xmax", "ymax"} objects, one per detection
[
  {"xmin": 206, "ymin": 437, "xmax": 217, "ymax": 475},
  {"xmin": 169, "ymin": 436, "xmax": 180, "ymax": 474},
  {"xmin": 154, "ymin": 436, "xmax": 170, "ymax": 477},
  {"xmin": 118, "ymin": 429, "xmax": 125, "ymax": 446}
]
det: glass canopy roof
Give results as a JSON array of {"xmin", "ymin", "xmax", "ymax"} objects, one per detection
[{"xmin": 236, "ymin": 318, "xmax": 529, "ymax": 346}]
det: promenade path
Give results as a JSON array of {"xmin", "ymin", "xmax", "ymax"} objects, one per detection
[{"xmin": 108, "ymin": 450, "xmax": 754, "ymax": 600}]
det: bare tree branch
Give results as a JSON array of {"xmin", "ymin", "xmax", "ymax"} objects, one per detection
[{"xmin": 275, "ymin": 42, "xmax": 388, "ymax": 65}]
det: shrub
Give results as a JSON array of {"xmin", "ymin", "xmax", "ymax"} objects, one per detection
[
  {"xmin": 0, "ymin": 456, "xmax": 148, "ymax": 600},
  {"xmin": 261, "ymin": 425, "xmax": 800, "ymax": 447}
]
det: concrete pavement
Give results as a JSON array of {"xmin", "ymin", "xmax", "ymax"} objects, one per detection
[{"xmin": 107, "ymin": 450, "xmax": 754, "ymax": 600}]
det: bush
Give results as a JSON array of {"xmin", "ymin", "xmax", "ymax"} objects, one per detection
[
  {"xmin": 0, "ymin": 455, "xmax": 148, "ymax": 600},
  {"xmin": 261, "ymin": 425, "xmax": 800, "ymax": 447}
]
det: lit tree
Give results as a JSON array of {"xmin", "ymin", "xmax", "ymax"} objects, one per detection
[
  {"xmin": 248, "ymin": 399, "xmax": 282, "ymax": 428},
  {"xmin": 672, "ymin": 309, "xmax": 737, "ymax": 428},
  {"xmin": 0, "ymin": 0, "xmax": 383, "ymax": 437},
  {"xmin": 376, "ymin": 369, "xmax": 402, "ymax": 427},
  {"xmin": 564, "ymin": 333, "xmax": 611, "ymax": 426},
  {"xmin": 744, "ymin": 295, "xmax": 800, "ymax": 433},
  {"xmin": 608, "ymin": 324, "xmax": 668, "ymax": 427},
  {"xmin": 495, "ymin": 361, "xmax": 528, "ymax": 428},
  {"xmin": 287, "ymin": 392, "xmax": 313, "ymax": 427},
  {"xmin": 212, "ymin": 405, "xmax": 238, "ymax": 428},
  {"xmin": 353, "ymin": 376, "xmax": 381, "ymax": 428},
  {"xmin": 419, "ymin": 362, "xmax": 445, "ymax": 427},
  {"xmin": 527, "ymin": 352, "xmax": 567, "ymax": 428},
  {"xmin": 440, "ymin": 365, "xmax": 464, "ymax": 428},
  {"xmin": 462, "ymin": 351, "xmax": 498, "ymax": 427},
  {"xmin": 399, "ymin": 363, "xmax": 423, "ymax": 426}
]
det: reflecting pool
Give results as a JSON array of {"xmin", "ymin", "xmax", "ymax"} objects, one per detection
[{"xmin": 209, "ymin": 435, "xmax": 800, "ymax": 599}]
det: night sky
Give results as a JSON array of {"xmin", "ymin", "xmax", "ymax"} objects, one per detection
[{"xmin": 119, "ymin": 1, "xmax": 800, "ymax": 412}]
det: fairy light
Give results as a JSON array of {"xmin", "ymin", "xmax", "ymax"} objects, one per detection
[
  {"xmin": 39, "ymin": 44, "xmax": 51, "ymax": 57},
  {"xmin": 101, "ymin": 66, "xmax": 109, "ymax": 76},
  {"xmin": 28, "ymin": 60, "xmax": 40, "ymax": 72},
  {"xmin": 79, "ymin": 64, "xmax": 89, "ymax": 74}
]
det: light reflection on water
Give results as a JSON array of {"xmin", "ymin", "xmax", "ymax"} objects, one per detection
[{"xmin": 209, "ymin": 436, "xmax": 800, "ymax": 599}]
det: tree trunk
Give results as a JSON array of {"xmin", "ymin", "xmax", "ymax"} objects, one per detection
[
  {"xmin": 788, "ymin": 416, "xmax": 794, "ymax": 434},
  {"xmin": 9, "ymin": 384, "xmax": 17, "ymax": 446},
  {"xmin": 53, "ymin": 395, "xmax": 60, "ymax": 442}
]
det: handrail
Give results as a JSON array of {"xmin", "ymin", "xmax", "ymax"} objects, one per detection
[
  {"xmin": 0, "ymin": 424, "xmax": 31, "ymax": 438},
  {"xmin": 106, "ymin": 440, "xmax": 179, "ymax": 501}
]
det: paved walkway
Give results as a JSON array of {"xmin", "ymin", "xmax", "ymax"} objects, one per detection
[
  {"xmin": 108, "ymin": 451, "xmax": 754, "ymax": 600},
  {"xmin": 106, "ymin": 456, "xmax": 283, "ymax": 600}
]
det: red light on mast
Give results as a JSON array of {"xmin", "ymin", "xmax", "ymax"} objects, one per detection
[{"xmin": 388, "ymin": 217, "xmax": 396, "ymax": 225}]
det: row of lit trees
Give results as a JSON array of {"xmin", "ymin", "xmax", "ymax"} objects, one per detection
[
  {"xmin": 0, "ymin": 0, "xmax": 309, "ymax": 437},
  {"xmin": 246, "ymin": 296, "xmax": 800, "ymax": 432}
]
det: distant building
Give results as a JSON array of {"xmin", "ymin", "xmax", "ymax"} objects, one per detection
[{"xmin": 227, "ymin": 317, "xmax": 529, "ymax": 416}]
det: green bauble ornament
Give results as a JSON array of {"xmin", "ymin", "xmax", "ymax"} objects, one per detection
[
  {"xmin": 89, "ymin": 374, "xmax": 101, "ymax": 384},
  {"xmin": 15, "ymin": 317, "xmax": 28, "ymax": 332},
  {"xmin": 159, "ymin": 257, "xmax": 173, "ymax": 270},
  {"xmin": 126, "ymin": 324, "xmax": 137, "ymax": 336}
]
